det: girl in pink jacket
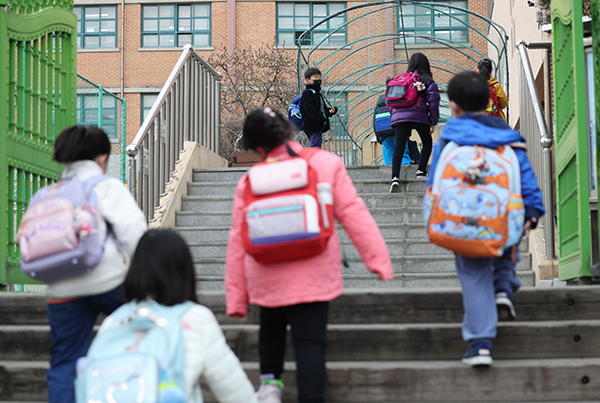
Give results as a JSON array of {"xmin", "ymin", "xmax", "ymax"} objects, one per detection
[{"xmin": 225, "ymin": 108, "xmax": 394, "ymax": 403}]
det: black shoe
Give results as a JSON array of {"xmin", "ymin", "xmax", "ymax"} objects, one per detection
[
  {"xmin": 462, "ymin": 340, "xmax": 493, "ymax": 367},
  {"xmin": 416, "ymin": 170, "xmax": 427, "ymax": 178}
]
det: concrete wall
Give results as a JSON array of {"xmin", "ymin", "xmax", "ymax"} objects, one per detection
[
  {"xmin": 150, "ymin": 141, "xmax": 228, "ymax": 229},
  {"xmin": 489, "ymin": 0, "xmax": 548, "ymax": 128}
]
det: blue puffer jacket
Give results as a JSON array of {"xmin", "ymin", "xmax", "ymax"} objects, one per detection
[
  {"xmin": 427, "ymin": 113, "xmax": 545, "ymax": 224},
  {"xmin": 389, "ymin": 79, "xmax": 441, "ymax": 126}
]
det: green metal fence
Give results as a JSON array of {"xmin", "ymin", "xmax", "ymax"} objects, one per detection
[
  {"xmin": 77, "ymin": 75, "xmax": 127, "ymax": 182},
  {"xmin": 0, "ymin": 0, "xmax": 77, "ymax": 290}
]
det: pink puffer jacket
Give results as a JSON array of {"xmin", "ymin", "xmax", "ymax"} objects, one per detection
[{"xmin": 225, "ymin": 142, "xmax": 393, "ymax": 317}]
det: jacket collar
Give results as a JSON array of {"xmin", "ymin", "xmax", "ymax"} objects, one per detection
[
  {"xmin": 61, "ymin": 160, "xmax": 104, "ymax": 180},
  {"xmin": 267, "ymin": 141, "xmax": 304, "ymax": 160}
]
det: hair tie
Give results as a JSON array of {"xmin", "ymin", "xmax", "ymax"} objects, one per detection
[{"xmin": 264, "ymin": 107, "xmax": 276, "ymax": 118}]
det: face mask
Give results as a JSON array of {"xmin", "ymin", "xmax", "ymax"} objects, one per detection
[{"xmin": 313, "ymin": 79, "xmax": 322, "ymax": 88}]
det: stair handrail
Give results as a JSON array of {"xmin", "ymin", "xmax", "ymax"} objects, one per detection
[
  {"xmin": 126, "ymin": 44, "xmax": 222, "ymax": 221},
  {"xmin": 516, "ymin": 40, "xmax": 555, "ymax": 260}
]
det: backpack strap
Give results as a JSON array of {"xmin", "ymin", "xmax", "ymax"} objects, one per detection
[{"xmin": 508, "ymin": 141, "xmax": 526, "ymax": 150}]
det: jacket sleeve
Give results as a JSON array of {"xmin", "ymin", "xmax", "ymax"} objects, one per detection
[
  {"xmin": 332, "ymin": 157, "xmax": 393, "ymax": 280},
  {"xmin": 97, "ymin": 179, "xmax": 147, "ymax": 258},
  {"xmin": 514, "ymin": 147, "xmax": 545, "ymax": 221},
  {"xmin": 301, "ymin": 90, "xmax": 326, "ymax": 125},
  {"xmin": 225, "ymin": 179, "xmax": 250, "ymax": 317},
  {"xmin": 425, "ymin": 82, "xmax": 441, "ymax": 126},
  {"xmin": 493, "ymin": 82, "xmax": 509, "ymax": 110},
  {"xmin": 196, "ymin": 308, "xmax": 258, "ymax": 403}
]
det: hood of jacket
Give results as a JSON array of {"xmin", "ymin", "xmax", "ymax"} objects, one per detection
[{"xmin": 441, "ymin": 113, "xmax": 524, "ymax": 147}]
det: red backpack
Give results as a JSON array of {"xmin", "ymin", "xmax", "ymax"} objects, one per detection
[
  {"xmin": 385, "ymin": 71, "xmax": 421, "ymax": 108},
  {"xmin": 486, "ymin": 85, "xmax": 502, "ymax": 118},
  {"xmin": 241, "ymin": 148, "xmax": 334, "ymax": 264}
]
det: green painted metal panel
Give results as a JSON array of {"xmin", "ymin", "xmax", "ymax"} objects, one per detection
[
  {"xmin": 552, "ymin": 0, "xmax": 592, "ymax": 280},
  {"xmin": 1, "ymin": 4, "xmax": 76, "ymax": 289},
  {"xmin": 592, "ymin": 0, "xmax": 600, "ymax": 263}
]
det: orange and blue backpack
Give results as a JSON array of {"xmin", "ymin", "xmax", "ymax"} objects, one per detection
[{"xmin": 423, "ymin": 141, "xmax": 525, "ymax": 258}]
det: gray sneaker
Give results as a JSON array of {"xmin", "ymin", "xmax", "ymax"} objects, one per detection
[{"xmin": 256, "ymin": 383, "xmax": 282, "ymax": 403}]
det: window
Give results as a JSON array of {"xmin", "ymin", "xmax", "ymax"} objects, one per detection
[
  {"xmin": 74, "ymin": 6, "xmax": 117, "ymax": 49},
  {"xmin": 141, "ymin": 93, "xmax": 159, "ymax": 123},
  {"xmin": 277, "ymin": 3, "xmax": 346, "ymax": 46},
  {"xmin": 398, "ymin": 1, "xmax": 468, "ymax": 45},
  {"xmin": 77, "ymin": 94, "xmax": 118, "ymax": 139},
  {"xmin": 142, "ymin": 4, "xmax": 211, "ymax": 48}
]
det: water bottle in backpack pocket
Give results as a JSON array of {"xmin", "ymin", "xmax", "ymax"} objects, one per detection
[
  {"xmin": 17, "ymin": 176, "xmax": 111, "ymax": 283},
  {"xmin": 423, "ymin": 142, "xmax": 525, "ymax": 258},
  {"xmin": 242, "ymin": 148, "xmax": 334, "ymax": 264},
  {"xmin": 75, "ymin": 300, "xmax": 198, "ymax": 403}
]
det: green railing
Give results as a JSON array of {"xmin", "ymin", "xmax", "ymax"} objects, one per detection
[
  {"xmin": 77, "ymin": 75, "xmax": 127, "ymax": 182},
  {"xmin": 0, "ymin": 0, "xmax": 77, "ymax": 290}
]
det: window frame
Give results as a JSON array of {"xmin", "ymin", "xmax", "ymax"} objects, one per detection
[
  {"xmin": 141, "ymin": 93, "xmax": 160, "ymax": 124},
  {"xmin": 397, "ymin": 1, "xmax": 469, "ymax": 45},
  {"xmin": 276, "ymin": 2, "xmax": 347, "ymax": 47},
  {"xmin": 141, "ymin": 4, "xmax": 212, "ymax": 48},
  {"xmin": 74, "ymin": 6, "xmax": 118, "ymax": 50},
  {"xmin": 76, "ymin": 94, "xmax": 118, "ymax": 140}
]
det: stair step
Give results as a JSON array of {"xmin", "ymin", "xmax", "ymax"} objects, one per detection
[
  {"xmin": 176, "ymin": 207, "xmax": 426, "ymax": 227},
  {"xmin": 3, "ymin": 358, "xmax": 599, "ymax": 402},
  {"xmin": 192, "ymin": 253, "xmax": 532, "ymax": 276},
  {"xmin": 187, "ymin": 179, "xmax": 426, "ymax": 196},
  {"xmin": 2, "ymin": 320, "xmax": 599, "ymax": 362},
  {"xmin": 194, "ymin": 271, "xmax": 535, "ymax": 291},
  {"xmin": 4, "ymin": 287, "xmax": 600, "ymax": 327},
  {"xmin": 181, "ymin": 193, "xmax": 426, "ymax": 211}
]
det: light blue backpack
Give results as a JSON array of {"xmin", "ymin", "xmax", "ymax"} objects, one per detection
[{"xmin": 75, "ymin": 300, "xmax": 201, "ymax": 403}]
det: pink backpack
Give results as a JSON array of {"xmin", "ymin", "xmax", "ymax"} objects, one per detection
[
  {"xmin": 385, "ymin": 71, "xmax": 421, "ymax": 108},
  {"xmin": 17, "ymin": 176, "xmax": 110, "ymax": 283}
]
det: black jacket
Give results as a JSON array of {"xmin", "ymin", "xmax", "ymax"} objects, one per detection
[{"xmin": 300, "ymin": 84, "xmax": 336, "ymax": 135}]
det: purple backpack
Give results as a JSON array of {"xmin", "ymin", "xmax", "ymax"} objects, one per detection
[{"xmin": 17, "ymin": 176, "xmax": 110, "ymax": 283}]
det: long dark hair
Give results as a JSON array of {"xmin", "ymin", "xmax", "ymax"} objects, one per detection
[
  {"xmin": 242, "ymin": 108, "xmax": 293, "ymax": 152},
  {"xmin": 53, "ymin": 126, "xmax": 111, "ymax": 163},
  {"xmin": 407, "ymin": 52, "xmax": 433, "ymax": 83},
  {"xmin": 477, "ymin": 58, "xmax": 493, "ymax": 80},
  {"xmin": 124, "ymin": 230, "xmax": 199, "ymax": 306}
]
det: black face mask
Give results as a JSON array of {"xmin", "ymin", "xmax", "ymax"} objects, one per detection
[{"xmin": 312, "ymin": 79, "xmax": 322, "ymax": 88}]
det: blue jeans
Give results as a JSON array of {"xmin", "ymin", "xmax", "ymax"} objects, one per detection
[
  {"xmin": 46, "ymin": 286, "xmax": 125, "ymax": 403},
  {"xmin": 307, "ymin": 132, "xmax": 323, "ymax": 148},
  {"xmin": 382, "ymin": 137, "xmax": 410, "ymax": 166},
  {"xmin": 454, "ymin": 247, "xmax": 522, "ymax": 342}
]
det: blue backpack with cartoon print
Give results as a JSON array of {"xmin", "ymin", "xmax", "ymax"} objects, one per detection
[{"xmin": 288, "ymin": 89, "xmax": 316, "ymax": 129}]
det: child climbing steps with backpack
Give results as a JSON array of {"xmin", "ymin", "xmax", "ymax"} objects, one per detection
[
  {"xmin": 424, "ymin": 72, "xmax": 544, "ymax": 367},
  {"xmin": 226, "ymin": 107, "xmax": 393, "ymax": 403},
  {"xmin": 386, "ymin": 53, "xmax": 440, "ymax": 192},
  {"xmin": 76, "ymin": 230, "xmax": 257, "ymax": 403}
]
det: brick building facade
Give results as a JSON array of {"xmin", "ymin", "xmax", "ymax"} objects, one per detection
[{"xmin": 74, "ymin": 0, "xmax": 491, "ymax": 159}]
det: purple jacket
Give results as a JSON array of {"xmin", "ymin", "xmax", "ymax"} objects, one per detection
[{"xmin": 389, "ymin": 80, "xmax": 440, "ymax": 126}]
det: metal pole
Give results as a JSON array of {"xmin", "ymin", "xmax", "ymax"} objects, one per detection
[{"xmin": 98, "ymin": 85, "xmax": 103, "ymax": 129}]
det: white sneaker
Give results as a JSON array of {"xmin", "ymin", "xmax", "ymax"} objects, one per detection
[
  {"xmin": 256, "ymin": 383, "xmax": 282, "ymax": 403},
  {"xmin": 389, "ymin": 177, "xmax": 400, "ymax": 193}
]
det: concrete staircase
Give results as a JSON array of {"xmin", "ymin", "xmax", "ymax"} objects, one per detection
[
  {"xmin": 176, "ymin": 166, "xmax": 534, "ymax": 290},
  {"xmin": 1, "ymin": 287, "xmax": 600, "ymax": 401}
]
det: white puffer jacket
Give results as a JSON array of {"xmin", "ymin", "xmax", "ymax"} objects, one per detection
[
  {"xmin": 45, "ymin": 160, "xmax": 148, "ymax": 299},
  {"xmin": 97, "ymin": 303, "xmax": 258, "ymax": 403}
]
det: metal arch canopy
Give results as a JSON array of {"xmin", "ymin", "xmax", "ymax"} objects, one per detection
[{"xmin": 293, "ymin": 0, "xmax": 509, "ymax": 165}]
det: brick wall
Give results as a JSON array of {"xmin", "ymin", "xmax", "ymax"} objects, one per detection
[{"xmin": 76, "ymin": 0, "xmax": 490, "ymax": 148}]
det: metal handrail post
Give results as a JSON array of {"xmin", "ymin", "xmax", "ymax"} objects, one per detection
[{"xmin": 516, "ymin": 40, "xmax": 555, "ymax": 260}]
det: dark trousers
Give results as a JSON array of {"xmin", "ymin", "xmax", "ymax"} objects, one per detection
[
  {"xmin": 259, "ymin": 301, "xmax": 329, "ymax": 403},
  {"xmin": 391, "ymin": 121, "xmax": 432, "ymax": 178},
  {"xmin": 307, "ymin": 132, "xmax": 323, "ymax": 148},
  {"xmin": 46, "ymin": 286, "xmax": 125, "ymax": 403}
]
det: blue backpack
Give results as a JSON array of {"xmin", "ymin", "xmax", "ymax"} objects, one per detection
[
  {"xmin": 373, "ymin": 105, "xmax": 394, "ymax": 143},
  {"xmin": 288, "ymin": 89, "xmax": 316, "ymax": 129},
  {"xmin": 75, "ymin": 300, "xmax": 200, "ymax": 403}
]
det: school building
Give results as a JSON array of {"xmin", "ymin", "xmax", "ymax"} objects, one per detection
[{"xmin": 74, "ymin": 0, "xmax": 492, "ymax": 149}]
